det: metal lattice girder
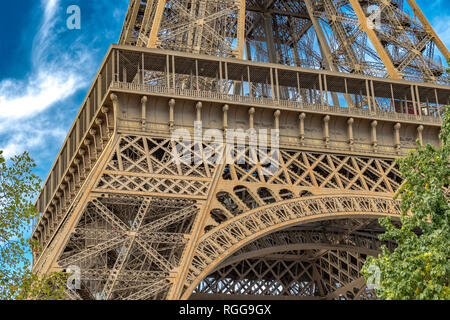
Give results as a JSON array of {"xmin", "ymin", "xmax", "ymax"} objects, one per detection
[
  {"xmin": 31, "ymin": 0, "xmax": 447, "ymax": 301},
  {"xmin": 139, "ymin": 204, "xmax": 199, "ymax": 233},
  {"xmin": 118, "ymin": 0, "xmax": 449, "ymax": 83},
  {"xmin": 132, "ymin": 197, "xmax": 152, "ymax": 230},
  {"xmin": 135, "ymin": 237, "xmax": 176, "ymax": 271},
  {"xmin": 406, "ymin": 0, "xmax": 449, "ymax": 61},
  {"xmin": 58, "ymin": 235, "xmax": 128, "ymax": 268},
  {"xmin": 54, "ymin": 192, "xmax": 197, "ymax": 299},
  {"xmin": 225, "ymin": 228, "xmax": 392, "ymax": 263},
  {"xmin": 139, "ymin": 232, "xmax": 189, "ymax": 244},
  {"xmin": 124, "ymin": 280, "xmax": 172, "ymax": 300},
  {"xmin": 325, "ymin": 276, "xmax": 367, "ymax": 300},
  {"xmin": 141, "ymin": 0, "xmax": 244, "ymax": 57},
  {"xmin": 72, "ymin": 228, "xmax": 123, "ymax": 240},
  {"xmin": 91, "ymin": 199, "xmax": 130, "ymax": 231},
  {"xmin": 193, "ymin": 246, "xmax": 375, "ymax": 299},
  {"xmin": 182, "ymin": 194, "xmax": 400, "ymax": 296},
  {"xmin": 347, "ymin": 0, "xmax": 402, "ymax": 79},
  {"xmin": 82, "ymin": 269, "xmax": 170, "ymax": 282},
  {"xmin": 40, "ymin": 122, "xmax": 422, "ymax": 300},
  {"xmin": 209, "ymin": 150, "xmax": 402, "ymax": 221},
  {"xmin": 100, "ymin": 198, "xmax": 152, "ymax": 299},
  {"xmin": 65, "ymin": 289, "xmax": 82, "ymax": 300}
]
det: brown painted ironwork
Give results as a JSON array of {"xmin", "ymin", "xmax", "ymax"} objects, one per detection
[{"xmin": 31, "ymin": 0, "xmax": 449, "ymax": 300}]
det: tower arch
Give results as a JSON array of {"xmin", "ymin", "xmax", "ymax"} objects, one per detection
[{"xmin": 180, "ymin": 194, "xmax": 401, "ymax": 299}]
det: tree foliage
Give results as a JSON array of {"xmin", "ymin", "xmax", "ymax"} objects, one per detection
[
  {"xmin": 0, "ymin": 150, "xmax": 66, "ymax": 300},
  {"xmin": 362, "ymin": 107, "xmax": 450, "ymax": 300}
]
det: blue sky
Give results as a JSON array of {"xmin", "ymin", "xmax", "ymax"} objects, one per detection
[
  {"xmin": 0, "ymin": 0, "xmax": 449, "ymax": 183},
  {"xmin": 0, "ymin": 0, "xmax": 129, "ymax": 179}
]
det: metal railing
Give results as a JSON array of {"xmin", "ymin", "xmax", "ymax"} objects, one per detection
[
  {"xmin": 111, "ymin": 81, "xmax": 443, "ymax": 125},
  {"xmin": 34, "ymin": 45, "xmax": 447, "ymax": 228}
]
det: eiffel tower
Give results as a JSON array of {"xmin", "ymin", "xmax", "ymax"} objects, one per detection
[{"xmin": 31, "ymin": 0, "xmax": 449, "ymax": 300}]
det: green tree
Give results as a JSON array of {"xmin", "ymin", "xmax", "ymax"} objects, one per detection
[
  {"xmin": 0, "ymin": 150, "xmax": 66, "ymax": 300},
  {"xmin": 362, "ymin": 107, "xmax": 449, "ymax": 300}
]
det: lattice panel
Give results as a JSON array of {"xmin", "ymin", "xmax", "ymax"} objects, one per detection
[
  {"xmin": 120, "ymin": 0, "xmax": 449, "ymax": 83},
  {"xmin": 57, "ymin": 195, "xmax": 198, "ymax": 300},
  {"xmin": 183, "ymin": 194, "xmax": 400, "ymax": 297},
  {"xmin": 33, "ymin": 0, "xmax": 449, "ymax": 302},
  {"xmin": 106, "ymin": 136, "xmax": 216, "ymax": 177},
  {"xmin": 244, "ymin": 0, "xmax": 448, "ymax": 82},
  {"xmin": 97, "ymin": 173, "xmax": 210, "ymax": 196},
  {"xmin": 157, "ymin": 0, "xmax": 241, "ymax": 56},
  {"xmin": 193, "ymin": 248, "xmax": 375, "ymax": 299},
  {"xmin": 210, "ymin": 148, "xmax": 402, "ymax": 224},
  {"xmin": 223, "ymin": 150, "xmax": 401, "ymax": 191},
  {"xmin": 195, "ymin": 256, "xmax": 317, "ymax": 296},
  {"xmin": 96, "ymin": 135, "xmax": 218, "ymax": 197},
  {"xmin": 227, "ymin": 228, "xmax": 393, "ymax": 260}
]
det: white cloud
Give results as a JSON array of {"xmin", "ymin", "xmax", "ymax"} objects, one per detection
[
  {"xmin": 432, "ymin": 15, "xmax": 450, "ymax": 49},
  {"xmin": 0, "ymin": 0, "xmax": 93, "ymax": 157},
  {"xmin": 0, "ymin": 0, "xmax": 131, "ymax": 161},
  {"xmin": 0, "ymin": 121, "xmax": 66, "ymax": 158},
  {"xmin": 0, "ymin": 72, "xmax": 79, "ymax": 119}
]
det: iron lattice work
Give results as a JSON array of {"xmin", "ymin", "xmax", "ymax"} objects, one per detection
[
  {"xmin": 119, "ymin": 0, "xmax": 449, "ymax": 83},
  {"xmin": 31, "ymin": 0, "xmax": 449, "ymax": 300},
  {"xmin": 192, "ymin": 220, "xmax": 396, "ymax": 300}
]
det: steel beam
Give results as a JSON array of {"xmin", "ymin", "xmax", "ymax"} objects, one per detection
[{"xmin": 348, "ymin": 0, "xmax": 402, "ymax": 79}]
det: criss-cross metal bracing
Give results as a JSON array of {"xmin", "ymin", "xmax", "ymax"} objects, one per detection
[
  {"xmin": 119, "ymin": 0, "xmax": 449, "ymax": 84},
  {"xmin": 31, "ymin": 128, "xmax": 406, "ymax": 300},
  {"xmin": 31, "ymin": 0, "xmax": 448, "ymax": 300},
  {"xmin": 192, "ymin": 221, "xmax": 392, "ymax": 300}
]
